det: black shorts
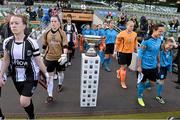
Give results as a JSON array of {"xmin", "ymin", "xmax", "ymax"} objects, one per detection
[
  {"xmin": 141, "ymin": 68, "xmax": 158, "ymax": 82},
  {"xmin": 45, "ymin": 60, "xmax": 65, "ymax": 72},
  {"xmin": 13, "ymin": 80, "xmax": 38, "ymax": 97},
  {"xmin": 117, "ymin": 52, "xmax": 132, "ymax": 66},
  {"xmin": 158, "ymin": 66, "xmax": 168, "ymax": 80},
  {"xmin": 105, "ymin": 43, "xmax": 114, "ymax": 54},
  {"xmin": 68, "ymin": 42, "xmax": 74, "ymax": 50}
]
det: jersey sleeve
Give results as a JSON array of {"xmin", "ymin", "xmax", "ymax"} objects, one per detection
[
  {"xmin": 28, "ymin": 37, "xmax": 40, "ymax": 57},
  {"xmin": 3, "ymin": 37, "xmax": 13, "ymax": 52},
  {"xmin": 3, "ymin": 38, "xmax": 9, "ymax": 51},
  {"xmin": 138, "ymin": 40, "xmax": 147, "ymax": 59},
  {"xmin": 134, "ymin": 33, "xmax": 138, "ymax": 49},
  {"xmin": 115, "ymin": 32, "xmax": 124, "ymax": 51},
  {"xmin": 61, "ymin": 30, "xmax": 68, "ymax": 48},
  {"xmin": 42, "ymin": 30, "xmax": 49, "ymax": 49}
]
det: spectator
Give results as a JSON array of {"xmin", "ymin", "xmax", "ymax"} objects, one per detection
[
  {"xmin": 26, "ymin": 7, "xmax": 37, "ymax": 21},
  {"xmin": 169, "ymin": 17, "xmax": 179, "ymax": 31},
  {"xmin": 130, "ymin": 15, "xmax": 139, "ymax": 31},
  {"xmin": 37, "ymin": 5, "xmax": 44, "ymax": 20},
  {"xmin": 147, "ymin": 19, "xmax": 155, "ymax": 36},
  {"xmin": 174, "ymin": 35, "xmax": 180, "ymax": 87},
  {"xmin": 105, "ymin": 11, "xmax": 113, "ymax": 23},
  {"xmin": 14, "ymin": 5, "xmax": 23, "ymax": 14},
  {"xmin": 139, "ymin": 16, "xmax": 148, "ymax": 38},
  {"xmin": 117, "ymin": 13, "xmax": 127, "ymax": 30},
  {"xmin": 81, "ymin": 2, "xmax": 86, "ymax": 10},
  {"xmin": 56, "ymin": 0, "xmax": 62, "ymax": 10},
  {"xmin": 42, "ymin": 10, "xmax": 51, "ymax": 27},
  {"xmin": 0, "ymin": 15, "xmax": 13, "ymax": 41}
]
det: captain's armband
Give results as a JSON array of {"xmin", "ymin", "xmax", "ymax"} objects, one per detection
[{"xmin": 140, "ymin": 45, "xmax": 146, "ymax": 49}]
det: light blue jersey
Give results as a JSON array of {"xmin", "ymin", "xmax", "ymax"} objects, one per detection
[
  {"xmin": 160, "ymin": 49, "xmax": 173, "ymax": 71},
  {"xmin": 82, "ymin": 29, "xmax": 91, "ymax": 35},
  {"xmin": 97, "ymin": 28, "xmax": 105, "ymax": 37},
  {"xmin": 138, "ymin": 36, "xmax": 162, "ymax": 69},
  {"xmin": 105, "ymin": 28, "xmax": 118, "ymax": 44},
  {"xmin": 90, "ymin": 29, "xmax": 98, "ymax": 35}
]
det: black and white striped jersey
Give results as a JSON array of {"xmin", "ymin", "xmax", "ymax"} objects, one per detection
[
  {"xmin": 63, "ymin": 23, "xmax": 77, "ymax": 43},
  {"xmin": 3, "ymin": 36, "xmax": 40, "ymax": 82}
]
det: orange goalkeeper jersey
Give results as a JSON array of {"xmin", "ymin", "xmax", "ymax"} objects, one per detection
[{"xmin": 115, "ymin": 30, "xmax": 137, "ymax": 53}]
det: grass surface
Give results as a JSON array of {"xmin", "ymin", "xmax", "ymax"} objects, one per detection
[{"xmin": 16, "ymin": 111, "xmax": 180, "ymax": 119}]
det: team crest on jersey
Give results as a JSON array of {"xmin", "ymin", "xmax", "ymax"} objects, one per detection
[{"xmin": 27, "ymin": 50, "xmax": 32, "ymax": 56}]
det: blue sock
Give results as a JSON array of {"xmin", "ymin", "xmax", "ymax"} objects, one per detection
[
  {"xmin": 103, "ymin": 58, "xmax": 108, "ymax": 67},
  {"xmin": 145, "ymin": 80, "xmax": 151, "ymax": 89},
  {"xmin": 98, "ymin": 51, "xmax": 104, "ymax": 64},
  {"xmin": 137, "ymin": 82, "xmax": 145, "ymax": 98},
  {"xmin": 157, "ymin": 83, "xmax": 163, "ymax": 97},
  {"xmin": 107, "ymin": 58, "xmax": 112, "ymax": 65}
]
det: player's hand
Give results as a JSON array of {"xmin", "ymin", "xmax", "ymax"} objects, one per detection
[
  {"xmin": 137, "ymin": 66, "xmax": 142, "ymax": 73},
  {"xmin": 41, "ymin": 53, "xmax": 45, "ymax": 57},
  {"xmin": 157, "ymin": 63, "xmax": 160, "ymax": 73},
  {"xmin": 112, "ymin": 51, "xmax": 117, "ymax": 59},
  {"xmin": 0, "ymin": 73, "xmax": 5, "ymax": 87},
  {"xmin": 58, "ymin": 54, "xmax": 67, "ymax": 65}
]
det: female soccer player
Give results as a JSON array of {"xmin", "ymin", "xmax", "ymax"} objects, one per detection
[
  {"xmin": 103, "ymin": 20, "xmax": 118, "ymax": 72},
  {"xmin": 0, "ymin": 14, "xmax": 49, "ymax": 119},
  {"xmin": 114, "ymin": 21, "xmax": 138, "ymax": 88},
  {"xmin": 43, "ymin": 15, "xmax": 68, "ymax": 103},
  {"xmin": 137, "ymin": 23, "xmax": 165, "ymax": 107}
]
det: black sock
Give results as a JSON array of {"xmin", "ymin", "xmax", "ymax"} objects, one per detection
[
  {"xmin": 68, "ymin": 53, "xmax": 72, "ymax": 62},
  {"xmin": 24, "ymin": 100, "xmax": 35, "ymax": 119},
  {"xmin": 0, "ymin": 108, "xmax": 4, "ymax": 118},
  {"xmin": 72, "ymin": 49, "xmax": 75, "ymax": 57}
]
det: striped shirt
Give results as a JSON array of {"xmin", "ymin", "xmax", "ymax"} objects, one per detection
[{"xmin": 3, "ymin": 36, "xmax": 40, "ymax": 82}]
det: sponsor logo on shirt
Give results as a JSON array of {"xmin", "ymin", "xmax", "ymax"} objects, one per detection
[{"xmin": 12, "ymin": 59, "xmax": 28, "ymax": 67}]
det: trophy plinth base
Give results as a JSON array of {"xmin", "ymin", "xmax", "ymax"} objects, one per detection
[{"xmin": 85, "ymin": 47, "xmax": 97, "ymax": 57}]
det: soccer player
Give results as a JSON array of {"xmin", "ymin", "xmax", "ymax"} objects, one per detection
[
  {"xmin": 114, "ymin": 21, "xmax": 138, "ymax": 89},
  {"xmin": 97, "ymin": 24, "xmax": 106, "ymax": 64},
  {"xmin": 156, "ymin": 37, "xmax": 175, "ymax": 104},
  {"xmin": 137, "ymin": 23, "xmax": 165, "ymax": 107},
  {"xmin": 63, "ymin": 14, "xmax": 77, "ymax": 66},
  {"xmin": 103, "ymin": 20, "xmax": 118, "ymax": 72},
  {"xmin": 42, "ymin": 15, "xmax": 68, "ymax": 103},
  {"xmin": 0, "ymin": 14, "xmax": 49, "ymax": 119}
]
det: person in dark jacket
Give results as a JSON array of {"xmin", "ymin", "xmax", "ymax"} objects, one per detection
[
  {"xmin": 175, "ymin": 35, "xmax": 180, "ymax": 89},
  {"xmin": 0, "ymin": 15, "xmax": 13, "ymax": 41},
  {"xmin": 139, "ymin": 16, "xmax": 148, "ymax": 38}
]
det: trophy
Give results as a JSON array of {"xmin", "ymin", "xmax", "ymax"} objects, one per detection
[{"xmin": 83, "ymin": 35, "xmax": 102, "ymax": 57}]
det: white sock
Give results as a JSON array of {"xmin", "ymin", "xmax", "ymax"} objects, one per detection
[
  {"xmin": 47, "ymin": 76, "xmax": 54, "ymax": 97},
  {"xmin": 53, "ymin": 73, "xmax": 58, "ymax": 79},
  {"xmin": 58, "ymin": 72, "xmax": 64, "ymax": 85}
]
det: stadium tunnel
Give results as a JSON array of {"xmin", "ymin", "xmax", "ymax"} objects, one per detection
[{"xmin": 62, "ymin": 9, "xmax": 93, "ymax": 33}]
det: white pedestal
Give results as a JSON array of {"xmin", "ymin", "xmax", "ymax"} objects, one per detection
[{"xmin": 80, "ymin": 53, "xmax": 100, "ymax": 107}]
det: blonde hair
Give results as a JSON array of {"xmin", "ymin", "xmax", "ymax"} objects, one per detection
[
  {"xmin": 161, "ymin": 37, "xmax": 174, "ymax": 50},
  {"xmin": 126, "ymin": 20, "xmax": 134, "ymax": 27}
]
